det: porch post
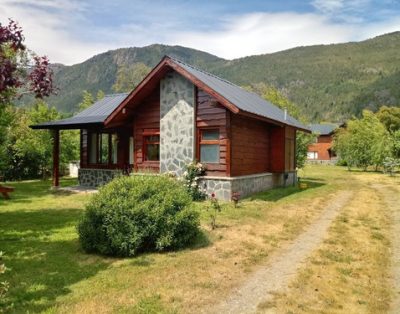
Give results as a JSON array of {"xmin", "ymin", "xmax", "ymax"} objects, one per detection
[{"xmin": 52, "ymin": 129, "xmax": 60, "ymax": 187}]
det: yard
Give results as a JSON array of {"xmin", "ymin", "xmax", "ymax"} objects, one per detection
[{"xmin": 0, "ymin": 165, "xmax": 399, "ymax": 313}]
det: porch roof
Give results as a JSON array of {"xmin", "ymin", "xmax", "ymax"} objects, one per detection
[{"xmin": 30, "ymin": 93, "xmax": 128, "ymax": 129}]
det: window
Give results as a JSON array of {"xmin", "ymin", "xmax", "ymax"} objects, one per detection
[
  {"xmin": 144, "ymin": 134, "xmax": 160, "ymax": 161},
  {"xmin": 199, "ymin": 129, "xmax": 220, "ymax": 163},
  {"xmin": 307, "ymin": 151, "xmax": 318, "ymax": 160},
  {"xmin": 88, "ymin": 132, "xmax": 118, "ymax": 165}
]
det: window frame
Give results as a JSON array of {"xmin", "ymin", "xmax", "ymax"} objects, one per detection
[
  {"xmin": 197, "ymin": 128, "xmax": 221, "ymax": 164},
  {"xmin": 87, "ymin": 131, "xmax": 118, "ymax": 167},
  {"xmin": 142, "ymin": 130, "xmax": 160, "ymax": 162}
]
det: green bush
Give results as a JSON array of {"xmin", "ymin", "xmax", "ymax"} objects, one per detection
[{"xmin": 77, "ymin": 175, "xmax": 200, "ymax": 257}]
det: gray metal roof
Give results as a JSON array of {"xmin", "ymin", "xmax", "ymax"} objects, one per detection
[
  {"xmin": 309, "ymin": 123, "xmax": 339, "ymax": 135},
  {"xmin": 170, "ymin": 56, "xmax": 308, "ymax": 131},
  {"xmin": 31, "ymin": 93, "xmax": 128, "ymax": 129}
]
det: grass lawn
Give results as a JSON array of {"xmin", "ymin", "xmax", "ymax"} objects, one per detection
[{"xmin": 0, "ymin": 166, "xmax": 398, "ymax": 313}]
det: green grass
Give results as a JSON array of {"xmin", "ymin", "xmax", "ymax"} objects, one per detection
[{"xmin": 0, "ymin": 165, "xmax": 379, "ymax": 313}]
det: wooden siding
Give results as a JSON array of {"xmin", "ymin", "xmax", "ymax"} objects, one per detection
[
  {"xmin": 285, "ymin": 126, "xmax": 296, "ymax": 171},
  {"xmin": 230, "ymin": 114, "xmax": 270, "ymax": 176},
  {"xmin": 196, "ymin": 89, "xmax": 229, "ymax": 176},
  {"xmin": 133, "ymin": 88, "xmax": 160, "ymax": 172},
  {"xmin": 80, "ymin": 129, "xmax": 88, "ymax": 167},
  {"xmin": 269, "ymin": 126, "xmax": 285, "ymax": 173}
]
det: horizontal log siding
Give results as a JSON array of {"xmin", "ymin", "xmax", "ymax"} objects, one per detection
[
  {"xmin": 134, "ymin": 90, "xmax": 160, "ymax": 172},
  {"xmin": 231, "ymin": 115, "xmax": 270, "ymax": 176},
  {"xmin": 269, "ymin": 126, "xmax": 285, "ymax": 173},
  {"xmin": 196, "ymin": 89, "xmax": 229, "ymax": 177}
]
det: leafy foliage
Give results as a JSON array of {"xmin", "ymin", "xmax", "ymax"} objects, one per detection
[
  {"xmin": 1, "ymin": 101, "xmax": 79, "ymax": 180},
  {"xmin": 77, "ymin": 175, "xmax": 200, "ymax": 257},
  {"xmin": 0, "ymin": 19, "xmax": 54, "ymax": 103},
  {"xmin": 0, "ymin": 251, "xmax": 9, "ymax": 301},
  {"xmin": 334, "ymin": 110, "xmax": 394, "ymax": 170},
  {"xmin": 208, "ymin": 193, "xmax": 222, "ymax": 230},
  {"xmin": 112, "ymin": 62, "xmax": 151, "ymax": 93}
]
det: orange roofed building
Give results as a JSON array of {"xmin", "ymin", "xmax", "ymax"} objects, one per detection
[{"xmin": 307, "ymin": 124, "xmax": 341, "ymax": 163}]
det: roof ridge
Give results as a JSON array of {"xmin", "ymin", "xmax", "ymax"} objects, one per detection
[
  {"xmin": 166, "ymin": 55, "xmax": 284, "ymax": 108},
  {"xmin": 166, "ymin": 55, "xmax": 243, "ymax": 88}
]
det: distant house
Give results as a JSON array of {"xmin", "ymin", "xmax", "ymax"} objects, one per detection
[
  {"xmin": 32, "ymin": 56, "xmax": 309, "ymax": 200},
  {"xmin": 307, "ymin": 124, "xmax": 341, "ymax": 162}
]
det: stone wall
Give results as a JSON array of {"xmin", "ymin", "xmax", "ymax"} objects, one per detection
[
  {"xmin": 78, "ymin": 168, "xmax": 122, "ymax": 187},
  {"xmin": 200, "ymin": 171, "xmax": 297, "ymax": 201},
  {"xmin": 159, "ymin": 72, "xmax": 195, "ymax": 176}
]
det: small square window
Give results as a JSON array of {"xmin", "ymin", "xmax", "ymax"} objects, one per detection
[
  {"xmin": 199, "ymin": 129, "xmax": 220, "ymax": 164},
  {"xmin": 144, "ymin": 134, "xmax": 160, "ymax": 161}
]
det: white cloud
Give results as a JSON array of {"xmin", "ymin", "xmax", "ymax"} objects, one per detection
[
  {"xmin": 170, "ymin": 12, "xmax": 352, "ymax": 59},
  {"xmin": 0, "ymin": 1, "xmax": 399, "ymax": 65}
]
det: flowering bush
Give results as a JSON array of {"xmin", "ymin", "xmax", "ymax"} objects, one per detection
[{"xmin": 182, "ymin": 162, "xmax": 206, "ymax": 201}]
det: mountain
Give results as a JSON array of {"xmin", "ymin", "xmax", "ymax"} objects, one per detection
[{"xmin": 37, "ymin": 32, "xmax": 400, "ymax": 121}]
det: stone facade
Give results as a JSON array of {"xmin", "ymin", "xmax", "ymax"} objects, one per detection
[
  {"xmin": 200, "ymin": 171, "xmax": 297, "ymax": 201},
  {"xmin": 159, "ymin": 72, "xmax": 195, "ymax": 176},
  {"xmin": 78, "ymin": 168, "xmax": 122, "ymax": 187}
]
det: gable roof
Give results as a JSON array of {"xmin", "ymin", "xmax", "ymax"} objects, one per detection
[
  {"xmin": 31, "ymin": 93, "xmax": 128, "ymax": 129},
  {"xmin": 169, "ymin": 57, "xmax": 307, "ymax": 130},
  {"xmin": 309, "ymin": 123, "xmax": 340, "ymax": 135},
  {"xmin": 106, "ymin": 56, "xmax": 309, "ymax": 131},
  {"xmin": 32, "ymin": 56, "xmax": 309, "ymax": 132}
]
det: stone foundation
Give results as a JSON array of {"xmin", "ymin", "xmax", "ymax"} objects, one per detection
[
  {"xmin": 200, "ymin": 171, "xmax": 297, "ymax": 201},
  {"xmin": 78, "ymin": 168, "xmax": 122, "ymax": 187}
]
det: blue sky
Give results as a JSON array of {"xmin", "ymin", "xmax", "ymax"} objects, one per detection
[{"xmin": 1, "ymin": 0, "xmax": 399, "ymax": 65}]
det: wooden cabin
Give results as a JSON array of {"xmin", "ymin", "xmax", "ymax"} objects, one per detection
[
  {"xmin": 32, "ymin": 56, "xmax": 309, "ymax": 200},
  {"xmin": 307, "ymin": 124, "xmax": 340, "ymax": 163}
]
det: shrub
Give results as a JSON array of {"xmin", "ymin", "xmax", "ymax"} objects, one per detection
[
  {"xmin": 182, "ymin": 161, "xmax": 206, "ymax": 201},
  {"xmin": 77, "ymin": 175, "xmax": 200, "ymax": 257}
]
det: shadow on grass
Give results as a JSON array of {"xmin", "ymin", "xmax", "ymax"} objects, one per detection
[
  {"xmin": 248, "ymin": 179, "xmax": 325, "ymax": 202},
  {"xmin": 0, "ymin": 178, "xmax": 77, "ymax": 206},
  {"xmin": 0, "ymin": 207, "xmax": 110, "ymax": 313}
]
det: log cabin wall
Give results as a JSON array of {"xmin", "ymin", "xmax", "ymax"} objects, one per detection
[
  {"xmin": 80, "ymin": 129, "xmax": 88, "ymax": 167},
  {"xmin": 269, "ymin": 126, "xmax": 286, "ymax": 173},
  {"xmin": 133, "ymin": 87, "xmax": 160, "ymax": 172},
  {"xmin": 230, "ymin": 115, "xmax": 270, "ymax": 176},
  {"xmin": 196, "ymin": 88, "xmax": 229, "ymax": 177},
  {"xmin": 285, "ymin": 126, "xmax": 296, "ymax": 172}
]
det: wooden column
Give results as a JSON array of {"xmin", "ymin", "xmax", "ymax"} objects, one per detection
[{"xmin": 52, "ymin": 129, "xmax": 60, "ymax": 187}]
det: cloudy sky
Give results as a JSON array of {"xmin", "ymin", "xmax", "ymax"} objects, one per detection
[{"xmin": 1, "ymin": 0, "xmax": 399, "ymax": 65}]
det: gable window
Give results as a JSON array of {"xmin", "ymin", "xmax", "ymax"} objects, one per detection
[
  {"xmin": 199, "ymin": 129, "xmax": 220, "ymax": 163},
  {"xmin": 143, "ymin": 132, "xmax": 160, "ymax": 161},
  {"xmin": 88, "ymin": 132, "xmax": 118, "ymax": 165}
]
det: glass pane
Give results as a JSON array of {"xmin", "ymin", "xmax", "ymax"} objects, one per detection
[
  {"xmin": 146, "ymin": 144, "xmax": 159, "ymax": 161},
  {"xmin": 129, "ymin": 136, "xmax": 134, "ymax": 165},
  {"xmin": 201, "ymin": 129, "xmax": 219, "ymax": 140},
  {"xmin": 111, "ymin": 134, "xmax": 118, "ymax": 164},
  {"xmin": 89, "ymin": 133, "xmax": 97, "ymax": 164},
  {"xmin": 200, "ymin": 144, "xmax": 219, "ymax": 163},
  {"xmin": 99, "ymin": 133, "xmax": 109, "ymax": 164}
]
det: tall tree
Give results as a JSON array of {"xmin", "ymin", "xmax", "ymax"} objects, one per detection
[
  {"xmin": 334, "ymin": 110, "xmax": 392, "ymax": 170},
  {"xmin": 78, "ymin": 90, "xmax": 94, "ymax": 112},
  {"xmin": 112, "ymin": 62, "xmax": 151, "ymax": 93}
]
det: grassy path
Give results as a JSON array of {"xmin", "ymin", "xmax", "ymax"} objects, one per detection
[
  {"xmin": 212, "ymin": 191, "xmax": 353, "ymax": 314},
  {"xmin": 261, "ymin": 172, "xmax": 398, "ymax": 313}
]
